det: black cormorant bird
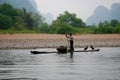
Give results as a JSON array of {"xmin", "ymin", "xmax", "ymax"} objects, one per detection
[
  {"xmin": 90, "ymin": 45, "xmax": 94, "ymax": 50},
  {"xmin": 84, "ymin": 46, "xmax": 88, "ymax": 50}
]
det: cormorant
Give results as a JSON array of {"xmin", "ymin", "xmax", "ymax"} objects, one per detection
[
  {"xmin": 90, "ymin": 45, "xmax": 94, "ymax": 50},
  {"xmin": 84, "ymin": 46, "xmax": 88, "ymax": 50}
]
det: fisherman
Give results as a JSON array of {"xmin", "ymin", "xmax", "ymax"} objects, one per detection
[{"xmin": 66, "ymin": 33, "xmax": 74, "ymax": 52}]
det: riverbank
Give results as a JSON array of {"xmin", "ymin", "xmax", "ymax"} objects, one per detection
[{"xmin": 0, "ymin": 34, "xmax": 120, "ymax": 49}]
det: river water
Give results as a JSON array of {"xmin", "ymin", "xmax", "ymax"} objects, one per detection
[{"xmin": 0, "ymin": 47, "xmax": 120, "ymax": 80}]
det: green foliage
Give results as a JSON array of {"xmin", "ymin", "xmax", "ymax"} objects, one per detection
[
  {"xmin": 0, "ymin": 14, "xmax": 12, "ymax": 30},
  {"xmin": 0, "ymin": 3, "xmax": 46, "ymax": 33},
  {"xmin": 110, "ymin": 19, "xmax": 119, "ymax": 27},
  {"xmin": 49, "ymin": 22, "xmax": 77, "ymax": 34},
  {"xmin": 0, "ymin": 3, "xmax": 120, "ymax": 34},
  {"xmin": 32, "ymin": 13, "xmax": 45, "ymax": 27},
  {"xmin": 57, "ymin": 11, "xmax": 86, "ymax": 28},
  {"xmin": 94, "ymin": 20, "xmax": 120, "ymax": 34},
  {"xmin": 115, "ymin": 25, "xmax": 120, "ymax": 33},
  {"xmin": 39, "ymin": 23, "xmax": 50, "ymax": 33},
  {"xmin": 76, "ymin": 27, "xmax": 95, "ymax": 34},
  {"xmin": 56, "ymin": 23, "xmax": 77, "ymax": 34},
  {"xmin": 49, "ymin": 11, "xmax": 86, "ymax": 34},
  {"xmin": 20, "ymin": 8, "xmax": 34, "ymax": 30},
  {"xmin": 0, "ymin": 29, "xmax": 38, "ymax": 34},
  {"xmin": 0, "ymin": 3, "xmax": 19, "ymax": 17}
]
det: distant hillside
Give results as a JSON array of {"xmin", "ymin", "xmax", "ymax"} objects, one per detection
[
  {"xmin": 111, "ymin": 3, "xmax": 120, "ymax": 21},
  {"xmin": 87, "ymin": 3, "xmax": 120, "ymax": 25},
  {"xmin": 0, "ymin": 0, "xmax": 38, "ymax": 13}
]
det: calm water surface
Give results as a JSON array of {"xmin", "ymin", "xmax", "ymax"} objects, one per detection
[{"xmin": 0, "ymin": 47, "xmax": 120, "ymax": 80}]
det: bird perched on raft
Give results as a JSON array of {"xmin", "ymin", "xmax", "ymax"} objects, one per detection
[
  {"xmin": 90, "ymin": 45, "xmax": 94, "ymax": 50},
  {"xmin": 84, "ymin": 45, "xmax": 95, "ymax": 50},
  {"xmin": 84, "ymin": 46, "xmax": 88, "ymax": 50}
]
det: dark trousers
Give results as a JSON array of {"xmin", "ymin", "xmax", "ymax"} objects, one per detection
[{"xmin": 70, "ymin": 41, "xmax": 74, "ymax": 51}]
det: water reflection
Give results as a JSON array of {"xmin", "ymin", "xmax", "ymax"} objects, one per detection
[{"xmin": 70, "ymin": 51, "xmax": 74, "ymax": 58}]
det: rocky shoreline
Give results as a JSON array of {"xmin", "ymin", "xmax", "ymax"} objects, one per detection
[{"xmin": 0, "ymin": 34, "xmax": 120, "ymax": 49}]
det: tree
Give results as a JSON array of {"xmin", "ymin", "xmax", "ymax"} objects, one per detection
[
  {"xmin": 14, "ymin": 16, "xmax": 26, "ymax": 30},
  {"xmin": 55, "ymin": 11, "xmax": 86, "ymax": 28},
  {"xmin": 57, "ymin": 23, "xmax": 77, "ymax": 34},
  {"xmin": 110, "ymin": 19, "xmax": 119, "ymax": 27},
  {"xmin": 0, "ymin": 3, "xmax": 46, "ymax": 32},
  {"xmin": 32, "ymin": 13, "xmax": 45, "ymax": 28},
  {"xmin": 49, "ymin": 22, "xmax": 77, "ymax": 34},
  {"xmin": 20, "ymin": 8, "xmax": 45, "ymax": 30},
  {"xmin": 39, "ymin": 23, "xmax": 49, "ymax": 33},
  {"xmin": 50, "ymin": 11, "xmax": 86, "ymax": 34},
  {"xmin": 20, "ymin": 8, "xmax": 34, "ymax": 29},
  {"xmin": 0, "ymin": 14, "xmax": 12, "ymax": 30},
  {"xmin": 0, "ymin": 3, "xmax": 21, "ymax": 28},
  {"xmin": 0, "ymin": 3, "xmax": 19, "ymax": 17}
]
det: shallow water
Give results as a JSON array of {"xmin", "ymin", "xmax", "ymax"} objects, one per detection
[{"xmin": 0, "ymin": 47, "xmax": 120, "ymax": 80}]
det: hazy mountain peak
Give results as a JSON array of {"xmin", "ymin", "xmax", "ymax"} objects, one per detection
[
  {"xmin": 87, "ymin": 3, "xmax": 120, "ymax": 25},
  {"xmin": 0, "ymin": 0, "xmax": 38, "ymax": 13},
  {"xmin": 28, "ymin": 0, "xmax": 37, "ymax": 9},
  {"xmin": 94, "ymin": 5, "xmax": 110, "ymax": 14},
  {"xmin": 111, "ymin": 3, "xmax": 120, "ymax": 9}
]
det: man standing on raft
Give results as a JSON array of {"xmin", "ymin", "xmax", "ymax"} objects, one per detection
[{"xmin": 66, "ymin": 33, "xmax": 74, "ymax": 52}]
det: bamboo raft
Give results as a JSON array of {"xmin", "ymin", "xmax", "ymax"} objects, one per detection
[{"xmin": 31, "ymin": 46, "xmax": 100, "ymax": 54}]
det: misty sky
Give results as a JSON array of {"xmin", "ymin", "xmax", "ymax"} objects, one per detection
[{"xmin": 34, "ymin": 0, "xmax": 120, "ymax": 22}]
